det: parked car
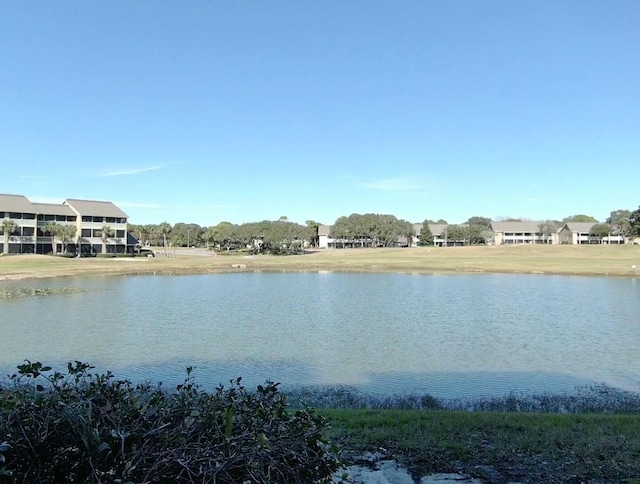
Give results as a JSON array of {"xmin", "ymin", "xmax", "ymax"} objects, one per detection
[{"xmin": 135, "ymin": 247, "xmax": 155, "ymax": 258}]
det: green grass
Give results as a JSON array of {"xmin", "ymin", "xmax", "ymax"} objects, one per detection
[
  {"xmin": 321, "ymin": 408, "xmax": 640, "ymax": 482},
  {"xmin": 1, "ymin": 245, "xmax": 639, "ymax": 281}
]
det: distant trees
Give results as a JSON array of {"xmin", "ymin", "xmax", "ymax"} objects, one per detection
[
  {"xmin": 537, "ymin": 220, "xmax": 559, "ymax": 244},
  {"xmin": 606, "ymin": 210, "xmax": 632, "ymax": 238},
  {"xmin": 157, "ymin": 222, "xmax": 172, "ymax": 257},
  {"xmin": 330, "ymin": 213, "xmax": 414, "ymax": 248},
  {"xmin": 563, "ymin": 214, "xmax": 599, "ymax": 223},
  {"xmin": 418, "ymin": 220, "xmax": 433, "ymax": 246},
  {"xmin": 305, "ymin": 220, "xmax": 320, "ymax": 248},
  {"xmin": 629, "ymin": 206, "xmax": 640, "ymax": 238},
  {"xmin": 589, "ymin": 223, "xmax": 612, "ymax": 244}
]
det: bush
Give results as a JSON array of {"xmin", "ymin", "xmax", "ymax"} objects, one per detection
[
  {"xmin": 0, "ymin": 361, "xmax": 343, "ymax": 483},
  {"xmin": 96, "ymin": 253, "xmax": 116, "ymax": 258}
]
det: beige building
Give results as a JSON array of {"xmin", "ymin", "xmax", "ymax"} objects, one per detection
[
  {"xmin": 1, "ymin": 194, "xmax": 137, "ymax": 255},
  {"xmin": 557, "ymin": 222, "xmax": 624, "ymax": 245},
  {"xmin": 489, "ymin": 221, "xmax": 557, "ymax": 245}
]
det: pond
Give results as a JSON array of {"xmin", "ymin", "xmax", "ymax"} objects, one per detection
[{"xmin": 1, "ymin": 273, "xmax": 639, "ymax": 399}]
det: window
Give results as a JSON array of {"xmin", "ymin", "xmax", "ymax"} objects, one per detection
[
  {"xmin": 56, "ymin": 215, "xmax": 66, "ymax": 221},
  {"xmin": 82, "ymin": 216, "xmax": 92, "ymax": 222},
  {"xmin": 37, "ymin": 214, "xmax": 45, "ymax": 221},
  {"xmin": 22, "ymin": 227, "xmax": 34, "ymax": 236},
  {"xmin": 44, "ymin": 214, "xmax": 55, "ymax": 221},
  {"xmin": 106, "ymin": 217, "xmax": 116, "ymax": 223},
  {"xmin": 93, "ymin": 229, "xmax": 102, "ymax": 237},
  {"xmin": 116, "ymin": 230, "xmax": 125, "ymax": 238},
  {"xmin": 93, "ymin": 216, "xmax": 103, "ymax": 223},
  {"xmin": 68, "ymin": 216, "xmax": 76, "ymax": 222},
  {"xmin": 117, "ymin": 218, "xmax": 127, "ymax": 224},
  {"xmin": 9, "ymin": 212, "xmax": 22, "ymax": 219},
  {"xmin": 23, "ymin": 213, "xmax": 36, "ymax": 220},
  {"xmin": 81, "ymin": 229, "xmax": 91, "ymax": 237}
]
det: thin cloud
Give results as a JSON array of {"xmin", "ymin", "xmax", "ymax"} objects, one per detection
[
  {"xmin": 114, "ymin": 201, "xmax": 162, "ymax": 209},
  {"xmin": 358, "ymin": 177, "xmax": 422, "ymax": 191},
  {"xmin": 100, "ymin": 166, "xmax": 161, "ymax": 177}
]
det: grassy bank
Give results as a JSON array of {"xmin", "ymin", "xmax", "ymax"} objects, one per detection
[
  {"xmin": 322, "ymin": 408, "xmax": 640, "ymax": 482},
  {"xmin": 1, "ymin": 244, "xmax": 639, "ymax": 280}
]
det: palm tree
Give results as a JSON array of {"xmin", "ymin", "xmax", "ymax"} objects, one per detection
[
  {"xmin": 157, "ymin": 222, "xmax": 172, "ymax": 257},
  {"xmin": 45, "ymin": 221, "xmax": 60, "ymax": 254},
  {"xmin": 100, "ymin": 225, "xmax": 114, "ymax": 254},
  {"xmin": 2, "ymin": 218, "xmax": 18, "ymax": 255},
  {"xmin": 59, "ymin": 224, "xmax": 78, "ymax": 254}
]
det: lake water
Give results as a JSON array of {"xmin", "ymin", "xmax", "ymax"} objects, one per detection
[{"xmin": 1, "ymin": 273, "xmax": 639, "ymax": 399}]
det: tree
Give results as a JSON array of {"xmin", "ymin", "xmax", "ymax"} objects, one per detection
[
  {"xmin": 209, "ymin": 222, "xmax": 239, "ymax": 252},
  {"xmin": 466, "ymin": 216, "xmax": 491, "ymax": 228},
  {"xmin": 58, "ymin": 224, "xmax": 77, "ymax": 254},
  {"xmin": 1, "ymin": 218, "xmax": 18, "ymax": 255},
  {"xmin": 156, "ymin": 223, "xmax": 172, "ymax": 257},
  {"xmin": 629, "ymin": 206, "xmax": 640, "ymax": 238},
  {"xmin": 446, "ymin": 225, "xmax": 469, "ymax": 246},
  {"xmin": 563, "ymin": 214, "xmax": 599, "ymax": 223},
  {"xmin": 305, "ymin": 220, "xmax": 320, "ymax": 248},
  {"xmin": 45, "ymin": 222, "xmax": 61, "ymax": 254},
  {"xmin": 418, "ymin": 220, "xmax": 433, "ymax": 246},
  {"xmin": 606, "ymin": 209, "xmax": 632, "ymax": 239},
  {"xmin": 589, "ymin": 223, "xmax": 612, "ymax": 244},
  {"xmin": 537, "ymin": 220, "xmax": 558, "ymax": 244},
  {"xmin": 100, "ymin": 225, "xmax": 115, "ymax": 255}
]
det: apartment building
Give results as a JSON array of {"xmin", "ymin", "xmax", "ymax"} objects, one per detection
[{"xmin": 1, "ymin": 194, "xmax": 137, "ymax": 255}]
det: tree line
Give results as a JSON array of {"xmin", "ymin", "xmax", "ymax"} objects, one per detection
[
  {"xmin": 128, "ymin": 217, "xmax": 316, "ymax": 254},
  {"xmin": 125, "ymin": 205, "xmax": 640, "ymax": 252}
]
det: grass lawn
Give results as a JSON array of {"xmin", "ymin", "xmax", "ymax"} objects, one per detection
[
  {"xmin": 1, "ymin": 244, "xmax": 639, "ymax": 280},
  {"xmin": 322, "ymin": 408, "xmax": 640, "ymax": 482}
]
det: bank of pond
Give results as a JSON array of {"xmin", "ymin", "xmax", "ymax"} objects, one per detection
[{"xmin": 1, "ymin": 362, "xmax": 640, "ymax": 483}]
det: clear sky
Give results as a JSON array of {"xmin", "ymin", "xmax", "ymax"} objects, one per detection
[{"xmin": 1, "ymin": 1, "xmax": 638, "ymax": 226}]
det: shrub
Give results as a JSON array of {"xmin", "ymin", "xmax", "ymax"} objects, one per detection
[
  {"xmin": 96, "ymin": 253, "xmax": 116, "ymax": 258},
  {"xmin": 0, "ymin": 361, "xmax": 343, "ymax": 483}
]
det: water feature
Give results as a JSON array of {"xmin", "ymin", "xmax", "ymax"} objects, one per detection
[{"xmin": 1, "ymin": 273, "xmax": 639, "ymax": 399}]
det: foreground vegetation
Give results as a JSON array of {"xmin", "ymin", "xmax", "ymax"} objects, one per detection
[
  {"xmin": 1, "ymin": 244, "xmax": 639, "ymax": 281},
  {"xmin": 3, "ymin": 363, "xmax": 640, "ymax": 482},
  {"xmin": 0, "ymin": 362, "xmax": 341, "ymax": 483}
]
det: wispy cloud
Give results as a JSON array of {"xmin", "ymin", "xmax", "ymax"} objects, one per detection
[
  {"xmin": 114, "ymin": 201, "xmax": 163, "ymax": 209},
  {"xmin": 100, "ymin": 166, "xmax": 161, "ymax": 177},
  {"xmin": 357, "ymin": 177, "xmax": 422, "ymax": 191}
]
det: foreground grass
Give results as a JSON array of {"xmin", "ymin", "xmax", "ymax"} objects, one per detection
[
  {"xmin": 1, "ymin": 244, "xmax": 639, "ymax": 280},
  {"xmin": 322, "ymin": 408, "xmax": 640, "ymax": 482}
]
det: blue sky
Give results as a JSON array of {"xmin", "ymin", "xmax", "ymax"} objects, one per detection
[{"xmin": 1, "ymin": 1, "xmax": 638, "ymax": 226}]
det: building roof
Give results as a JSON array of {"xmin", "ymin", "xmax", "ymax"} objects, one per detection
[
  {"xmin": 412, "ymin": 223, "xmax": 449, "ymax": 237},
  {"xmin": 489, "ymin": 221, "xmax": 548, "ymax": 233},
  {"xmin": 0, "ymin": 194, "xmax": 36, "ymax": 214},
  {"xmin": 31, "ymin": 203, "xmax": 76, "ymax": 217},
  {"xmin": 65, "ymin": 199, "xmax": 128, "ymax": 218},
  {"xmin": 428, "ymin": 224, "xmax": 448, "ymax": 236},
  {"xmin": 561, "ymin": 222, "xmax": 597, "ymax": 233},
  {"xmin": 318, "ymin": 224, "xmax": 331, "ymax": 237}
]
